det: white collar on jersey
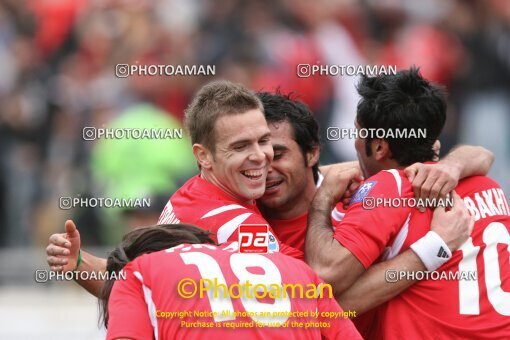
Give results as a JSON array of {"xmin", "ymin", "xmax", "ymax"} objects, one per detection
[{"xmin": 316, "ymin": 171, "xmax": 324, "ymax": 188}]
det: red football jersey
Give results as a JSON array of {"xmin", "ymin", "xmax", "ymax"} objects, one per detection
[
  {"xmin": 267, "ymin": 213, "xmax": 308, "ymax": 254},
  {"xmin": 332, "ymin": 169, "xmax": 510, "ymax": 339},
  {"xmin": 332, "ymin": 169, "xmax": 422, "ymax": 269},
  {"xmin": 374, "ymin": 176, "xmax": 510, "ymax": 339},
  {"xmin": 331, "ymin": 169, "xmax": 418, "ymax": 338},
  {"xmin": 158, "ymin": 175, "xmax": 303, "ymax": 260},
  {"xmin": 106, "ymin": 242, "xmax": 362, "ymax": 340}
]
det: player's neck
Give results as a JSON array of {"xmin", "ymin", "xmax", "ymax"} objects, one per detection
[{"xmin": 370, "ymin": 159, "xmax": 402, "ymax": 177}]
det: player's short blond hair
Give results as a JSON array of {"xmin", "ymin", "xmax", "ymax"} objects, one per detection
[{"xmin": 184, "ymin": 80, "xmax": 264, "ymax": 152}]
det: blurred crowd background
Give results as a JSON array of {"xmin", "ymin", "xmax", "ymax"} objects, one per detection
[
  {"xmin": 0, "ymin": 0, "xmax": 509, "ymax": 248},
  {"xmin": 0, "ymin": 0, "xmax": 508, "ymax": 338}
]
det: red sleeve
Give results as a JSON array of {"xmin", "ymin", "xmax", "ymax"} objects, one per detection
[
  {"xmin": 317, "ymin": 284, "xmax": 362, "ymax": 339},
  {"xmin": 333, "ymin": 171, "xmax": 411, "ymax": 268},
  {"xmin": 106, "ymin": 261, "xmax": 154, "ymax": 340},
  {"xmin": 278, "ymin": 242, "xmax": 304, "ymax": 260}
]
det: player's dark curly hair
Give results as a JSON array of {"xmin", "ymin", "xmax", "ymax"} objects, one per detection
[
  {"xmin": 257, "ymin": 90, "xmax": 321, "ymax": 183},
  {"xmin": 356, "ymin": 66, "xmax": 446, "ymax": 165},
  {"xmin": 99, "ymin": 224, "xmax": 214, "ymax": 328}
]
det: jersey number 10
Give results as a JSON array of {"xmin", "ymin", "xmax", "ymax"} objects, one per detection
[{"xmin": 458, "ymin": 222, "xmax": 510, "ymax": 315}]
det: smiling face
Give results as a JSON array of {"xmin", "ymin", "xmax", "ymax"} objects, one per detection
[
  {"xmin": 203, "ymin": 109, "xmax": 274, "ymax": 203},
  {"xmin": 258, "ymin": 120, "xmax": 317, "ymax": 218}
]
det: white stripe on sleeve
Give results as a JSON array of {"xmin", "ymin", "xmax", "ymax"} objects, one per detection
[
  {"xmin": 133, "ymin": 271, "xmax": 159, "ymax": 340},
  {"xmin": 201, "ymin": 204, "xmax": 247, "ymax": 219},
  {"xmin": 384, "ymin": 169, "xmax": 402, "ymax": 196},
  {"xmin": 217, "ymin": 212, "xmax": 252, "ymax": 243}
]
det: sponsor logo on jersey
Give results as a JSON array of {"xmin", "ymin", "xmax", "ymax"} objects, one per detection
[{"xmin": 238, "ymin": 224, "xmax": 269, "ymax": 253}]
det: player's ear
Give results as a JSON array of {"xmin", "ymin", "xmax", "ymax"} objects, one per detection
[
  {"xmin": 373, "ymin": 139, "xmax": 392, "ymax": 161},
  {"xmin": 306, "ymin": 145, "xmax": 320, "ymax": 168},
  {"xmin": 193, "ymin": 144, "xmax": 213, "ymax": 170}
]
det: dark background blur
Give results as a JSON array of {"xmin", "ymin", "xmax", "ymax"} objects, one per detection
[{"xmin": 0, "ymin": 0, "xmax": 509, "ymax": 337}]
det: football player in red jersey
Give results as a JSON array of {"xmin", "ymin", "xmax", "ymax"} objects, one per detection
[
  {"xmin": 256, "ymin": 91, "xmax": 493, "ymax": 254},
  {"xmin": 46, "ymin": 81, "xmax": 304, "ymax": 297},
  {"xmin": 257, "ymin": 91, "xmax": 493, "ymax": 337},
  {"xmin": 101, "ymin": 224, "xmax": 362, "ymax": 340},
  {"xmin": 306, "ymin": 67, "xmax": 510, "ymax": 338},
  {"xmin": 47, "ymin": 84, "xmax": 492, "ymax": 305},
  {"xmin": 156, "ymin": 81, "xmax": 298, "ymax": 257}
]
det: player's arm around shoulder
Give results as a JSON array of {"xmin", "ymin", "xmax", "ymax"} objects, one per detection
[
  {"xmin": 306, "ymin": 167, "xmax": 366, "ymax": 295},
  {"xmin": 319, "ymin": 161, "xmax": 360, "ymax": 177},
  {"xmin": 404, "ymin": 144, "xmax": 494, "ymax": 202}
]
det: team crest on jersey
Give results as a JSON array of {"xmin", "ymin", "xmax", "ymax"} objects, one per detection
[
  {"xmin": 350, "ymin": 181, "xmax": 377, "ymax": 204},
  {"xmin": 268, "ymin": 232, "xmax": 279, "ymax": 252}
]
